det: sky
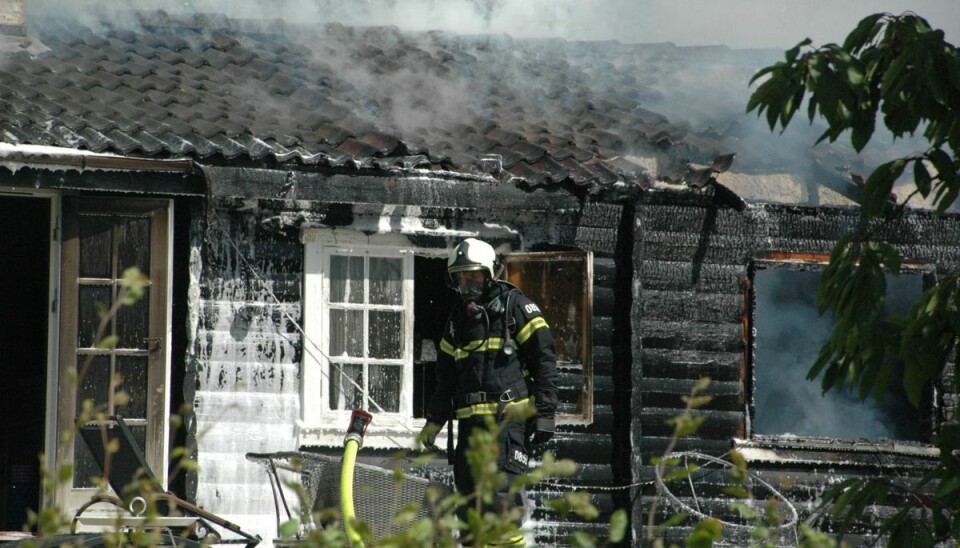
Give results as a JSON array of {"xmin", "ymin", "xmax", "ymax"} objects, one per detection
[{"xmin": 79, "ymin": 0, "xmax": 960, "ymax": 50}]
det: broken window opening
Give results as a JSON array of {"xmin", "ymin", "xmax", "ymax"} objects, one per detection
[
  {"xmin": 503, "ymin": 251, "xmax": 594, "ymax": 425},
  {"xmin": 750, "ymin": 264, "xmax": 929, "ymax": 442}
]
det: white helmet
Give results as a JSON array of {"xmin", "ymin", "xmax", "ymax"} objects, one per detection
[{"xmin": 448, "ymin": 238, "xmax": 499, "ymax": 280}]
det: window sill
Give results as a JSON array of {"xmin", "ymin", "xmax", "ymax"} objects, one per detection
[
  {"xmin": 734, "ymin": 436, "xmax": 939, "ymax": 470},
  {"xmin": 299, "ymin": 417, "xmax": 452, "ymax": 451}
]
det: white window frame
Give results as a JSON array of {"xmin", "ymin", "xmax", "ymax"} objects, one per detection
[{"xmin": 302, "ymin": 229, "xmax": 429, "ymax": 448}]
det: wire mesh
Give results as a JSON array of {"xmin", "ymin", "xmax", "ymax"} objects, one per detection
[{"xmin": 254, "ymin": 451, "xmax": 449, "ymax": 539}]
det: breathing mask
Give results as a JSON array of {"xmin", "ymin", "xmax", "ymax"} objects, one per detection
[{"xmin": 458, "ymin": 276, "xmax": 486, "ymax": 302}]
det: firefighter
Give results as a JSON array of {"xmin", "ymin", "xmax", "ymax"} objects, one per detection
[{"xmin": 421, "ymin": 238, "xmax": 559, "ymax": 547}]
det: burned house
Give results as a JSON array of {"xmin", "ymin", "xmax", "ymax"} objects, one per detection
[{"xmin": 0, "ymin": 4, "xmax": 956, "ymax": 546}]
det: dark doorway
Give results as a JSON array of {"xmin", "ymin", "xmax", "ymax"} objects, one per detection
[
  {"xmin": 0, "ymin": 195, "xmax": 51, "ymax": 531},
  {"xmin": 413, "ymin": 256, "xmax": 454, "ymax": 418}
]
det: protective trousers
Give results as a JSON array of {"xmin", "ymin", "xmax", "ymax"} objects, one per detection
[{"xmin": 454, "ymin": 416, "xmax": 528, "ymax": 547}]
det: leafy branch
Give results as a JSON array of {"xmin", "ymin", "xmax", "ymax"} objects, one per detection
[{"xmin": 748, "ymin": 11, "xmax": 960, "ymax": 546}]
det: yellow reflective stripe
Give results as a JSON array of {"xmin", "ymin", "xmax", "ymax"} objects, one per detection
[
  {"xmin": 516, "ymin": 316, "xmax": 548, "ymax": 345},
  {"xmin": 442, "ymin": 338, "xmax": 507, "ymax": 361},
  {"xmin": 440, "ymin": 339, "xmax": 466, "ymax": 359},
  {"xmin": 455, "ymin": 397, "xmax": 532, "ymax": 419}
]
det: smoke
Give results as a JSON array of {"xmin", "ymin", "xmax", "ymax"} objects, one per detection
[
  {"xmin": 27, "ymin": 0, "xmax": 960, "ymax": 48},
  {"xmin": 752, "ymin": 268, "xmax": 925, "ymax": 441},
  {"xmin": 17, "ymin": 0, "xmax": 955, "ymax": 193}
]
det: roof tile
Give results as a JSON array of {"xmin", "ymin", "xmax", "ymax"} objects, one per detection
[
  {"xmin": 154, "ymin": 130, "xmax": 196, "ymax": 155},
  {"xmin": 104, "ymin": 128, "xmax": 143, "ymax": 154},
  {"xmin": 510, "ymin": 140, "xmax": 547, "ymax": 163},
  {"xmin": 489, "ymin": 145, "xmax": 523, "ymax": 169},
  {"xmin": 78, "ymin": 126, "xmax": 112, "ymax": 151},
  {"xmin": 336, "ymin": 137, "xmax": 380, "ymax": 158},
  {"xmin": 132, "ymin": 129, "xmax": 166, "ymax": 154},
  {"xmin": 529, "ymin": 155, "xmax": 571, "ymax": 183},
  {"xmin": 207, "ymin": 133, "xmax": 247, "ymax": 158},
  {"xmin": 358, "ymin": 131, "xmax": 402, "ymax": 156},
  {"xmin": 0, "ymin": 15, "xmax": 786, "ymax": 189}
]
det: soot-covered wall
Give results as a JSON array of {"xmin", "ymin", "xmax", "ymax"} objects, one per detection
[
  {"xmin": 182, "ymin": 172, "xmax": 632, "ymax": 545},
  {"xmin": 631, "ymin": 196, "xmax": 960, "ymax": 545}
]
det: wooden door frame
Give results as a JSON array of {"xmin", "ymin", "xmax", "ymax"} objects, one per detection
[{"xmin": 54, "ymin": 197, "xmax": 172, "ymax": 509}]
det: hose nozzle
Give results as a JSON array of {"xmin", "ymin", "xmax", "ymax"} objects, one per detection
[{"xmin": 344, "ymin": 409, "xmax": 373, "ymax": 447}]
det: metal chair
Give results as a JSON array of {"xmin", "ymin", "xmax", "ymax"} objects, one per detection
[{"xmin": 74, "ymin": 415, "xmax": 260, "ymax": 547}]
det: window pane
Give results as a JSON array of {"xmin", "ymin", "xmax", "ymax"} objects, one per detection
[
  {"xmin": 330, "ymin": 255, "xmax": 364, "ymax": 304},
  {"xmin": 77, "ymin": 355, "xmax": 110, "ymax": 412},
  {"xmin": 753, "ymin": 269, "xmax": 925, "ymax": 440},
  {"xmin": 369, "ymin": 364, "xmax": 401, "ymax": 413},
  {"xmin": 329, "ymin": 309, "xmax": 364, "ymax": 357},
  {"xmin": 543, "ymin": 261, "xmax": 584, "ymax": 364},
  {"xmin": 369, "ymin": 310, "xmax": 402, "ymax": 359},
  {"xmin": 116, "ymin": 287, "xmax": 149, "ymax": 349},
  {"xmin": 118, "ymin": 215, "xmax": 151, "ymax": 274},
  {"xmin": 329, "ymin": 363, "xmax": 363, "ymax": 410},
  {"xmin": 116, "ymin": 356, "xmax": 148, "ymax": 419},
  {"xmin": 72, "ymin": 421, "xmax": 147, "ymax": 489},
  {"xmin": 79, "ymin": 215, "xmax": 113, "ymax": 278},
  {"xmin": 506, "ymin": 257, "xmax": 585, "ymax": 364},
  {"xmin": 369, "ymin": 257, "xmax": 402, "ymax": 305},
  {"xmin": 78, "ymin": 285, "xmax": 112, "ymax": 348},
  {"xmin": 73, "ymin": 435, "xmax": 100, "ymax": 488}
]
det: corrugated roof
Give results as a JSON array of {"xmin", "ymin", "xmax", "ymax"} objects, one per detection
[{"xmin": 0, "ymin": 12, "xmax": 850, "ymax": 195}]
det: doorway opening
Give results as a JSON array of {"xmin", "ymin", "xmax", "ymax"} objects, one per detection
[{"xmin": 0, "ymin": 195, "xmax": 51, "ymax": 531}]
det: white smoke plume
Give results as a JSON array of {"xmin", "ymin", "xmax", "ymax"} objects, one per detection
[{"xmin": 28, "ymin": 0, "xmax": 960, "ymax": 48}]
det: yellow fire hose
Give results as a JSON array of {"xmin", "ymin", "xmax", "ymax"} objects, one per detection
[{"xmin": 341, "ymin": 409, "xmax": 373, "ymax": 547}]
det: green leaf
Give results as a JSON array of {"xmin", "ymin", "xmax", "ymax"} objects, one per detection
[
  {"xmin": 569, "ymin": 531, "xmax": 597, "ymax": 548},
  {"xmin": 843, "ymin": 14, "xmax": 885, "ymax": 52},
  {"xmin": 96, "ymin": 335, "xmax": 120, "ymax": 349},
  {"xmin": 903, "ymin": 358, "xmax": 926, "ymax": 407},
  {"xmin": 608, "ymin": 509, "xmax": 628, "ymax": 543},
  {"xmin": 692, "ymin": 376, "xmax": 712, "ymax": 393},
  {"xmin": 748, "ymin": 64, "xmax": 777, "ymax": 87},
  {"xmin": 850, "ymin": 112, "xmax": 876, "ymax": 152},
  {"xmin": 686, "ymin": 518, "xmax": 722, "ymax": 548},
  {"xmin": 681, "ymin": 395, "xmax": 714, "ymax": 409},
  {"xmin": 279, "ymin": 518, "xmax": 300, "ymax": 538},
  {"xmin": 880, "ymin": 48, "xmax": 913, "ymax": 102},
  {"xmin": 915, "ymin": 157, "xmax": 933, "ymax": 197},
  {"xmin": 785, "ymin": 38, "xmax": 813, "ymax": 62},
  {"xmin": 724, "ymin": 486, "xmax": 749, "ymax": 499},
  {"xmin": 862, "ymin": 159, "xmax": 905, "ymax": 217},
  {"xmin": 934, "ymin": 474, "xmax": 960, "ymax": 500},
  {"xmin": 663, "ymin": 464, "xmax": 700, "ymax": 482}
]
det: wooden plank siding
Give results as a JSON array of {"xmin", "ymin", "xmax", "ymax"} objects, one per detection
[
  {"xmin": 631, "ymin": 198, "xmax": 959, "ymax": 545},
  {"xmin": 183, "ymin": 175, "xmax": 632, "ymax": 544}
]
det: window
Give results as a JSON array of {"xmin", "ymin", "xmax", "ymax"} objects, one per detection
[
  {"xmin": 301, "ymin": 229, "xmax": 595, "ymax": 447},
  {"xmin": 324, "ymin": 249, "xmax": 410, "ymax": 414},
  {"xmin": 504, "ymin": 251, "xmax": 593, "ymax": 425},
  {"xmin": 748, "ymin": 263, "xmax": 929, "ymax": 442},
  {"xmin": 303, "ymin": 231, "xmax": 427, "ymax": 446}
]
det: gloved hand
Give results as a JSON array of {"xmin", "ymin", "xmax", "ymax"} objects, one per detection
[
  {"xmin": 529, "ymin": 416, "xmax": 555, "ymax": 444},
  {"xmin": 419, "ymin": 421, "xmax": 444, "ymax": 453}
]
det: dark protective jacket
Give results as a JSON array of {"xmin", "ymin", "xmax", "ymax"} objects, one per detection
[{"xmin": 425, "ymin": 281, "xmax": 559, "ymax": 424}]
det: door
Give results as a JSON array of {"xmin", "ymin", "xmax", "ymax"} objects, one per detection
[
  {"xmin": 55, "ymin": 197, "xmax": 171, "ymax": 512},
  {"xmin": 0, "ymin": 193, "xmax": 54, "ymax": 531}
]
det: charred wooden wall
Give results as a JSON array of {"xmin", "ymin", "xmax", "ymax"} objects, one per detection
[
  {"xmin": 631, "ymin": 195, "xmax": 960, "ymax": 545},
  {"xmin": 186, "ymin": 197, "xmax": 305, "ymax": 537},
  {"xmin": 184, "ymin": 167, "xmax": 634, "ymax": 545}
]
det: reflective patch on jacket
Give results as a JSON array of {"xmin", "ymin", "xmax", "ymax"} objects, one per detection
[
  {"xmin": 439, "ymin": 337, "xmax": 516, "ymax": 360},
  {"xmin": 516, "ymin": 316, "xmax": 548, "ymax": 345},
  {"xmin": 455, "ymin": 396, "xmax": 532, "ymax": 419}
]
